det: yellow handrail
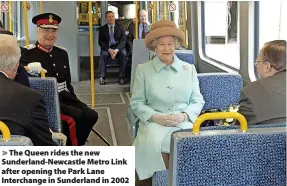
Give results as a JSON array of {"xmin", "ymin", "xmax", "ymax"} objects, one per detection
[
  {"xmin": 24, "ymin": 66, "xmax": 46, "ymax": 78},
  {"xmin": 88, "ymin": 1, "xmax": 95, "ymax": 108},
  {"xmin": 23, "ymin": 1, "xmax": 30, "ymax": 46},
  {"xmin": 9, "ymin": 1, "xmax": 12, "ymax": 32},
  {"xmin": 182, "ymin": 1, "xmax": 187, "ymax": 48},
  {"xmin": 192, "ymin": 112, "xmax": 248, "ymax": 134},
  {"xmin": 39, "ymin": 1, "xmax": 43, "ymax": 13},
  {"xmin": 135, "ymin": 1, "xmax": 138, "ymax": 39},
  {"xmin": 153, "ymin": 2, "xmax": 157, "ymax": 23},
  {"xmin": 0, "ymin": 121, "xmax": 11, "ymax": 141},
  {"xmin": 163, "ymin": 1, "xmax": 167, "ymax": 20}
]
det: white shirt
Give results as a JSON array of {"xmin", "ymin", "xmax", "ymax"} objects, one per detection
[{"xmin": 0, "ymin": 71, "xmax": 9, "ymax": 78}]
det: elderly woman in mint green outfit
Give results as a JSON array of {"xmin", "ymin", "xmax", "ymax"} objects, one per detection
[{"xmin": 130, "ymin": 20, "xmax": 205, "ymax": 181}]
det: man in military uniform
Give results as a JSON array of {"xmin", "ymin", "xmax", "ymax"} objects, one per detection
[{"xmin": 20, "ymin": 13, "xmax": 98, "ymax": 146}]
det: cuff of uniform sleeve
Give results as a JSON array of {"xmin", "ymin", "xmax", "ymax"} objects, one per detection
[{"xmin": 115, "ymin": 49, "xmax": 119, "ymax": 52}]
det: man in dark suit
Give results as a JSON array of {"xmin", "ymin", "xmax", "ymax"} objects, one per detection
[
  {"xmin": 98, "ymin": 11, "xmax": 127, "ymax": 85},
  {"xmin": 238, "ymin": 40, "xmax": 286, "ymax": 125},
  {"xmin": 0, "ymin": 34, "xmax": 56, "ymax": 146},
  {"xmin": 20, "ymin": 13, "xmax": 98, "ymax": 146},
  {"xmin": 0, "ymin": 29, "xmax": 30, "ymax": 87}
]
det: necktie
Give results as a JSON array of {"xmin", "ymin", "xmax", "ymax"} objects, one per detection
[
  {"xmin": 142, "ymin": 24, "xmax": 145, "ymax": 39},
  {"xmin": 109, "ymin": 26, "xmax": 116, "ymax": 45}
]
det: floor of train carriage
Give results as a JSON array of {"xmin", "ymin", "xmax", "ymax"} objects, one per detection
[{"xmin": 73, "ymin": 68, "xmax": 132, "ymax": 146}]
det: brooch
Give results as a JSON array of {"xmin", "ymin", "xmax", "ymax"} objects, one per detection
[{"xmin": 182, "ymin": 65, "xmax": 188, "ymax": 71}]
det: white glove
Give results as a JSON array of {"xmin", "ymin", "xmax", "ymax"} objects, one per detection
[
  {"xmin": 151, "ymin": 114, "xmax": 179, "ymax": 127},
  {"xmin": 27, "ymin": 62, "xmax": 47, "ymax": 74},
  {"xmin": 50, "ymin": 128, "xmax": 67, "ymax": 145}
]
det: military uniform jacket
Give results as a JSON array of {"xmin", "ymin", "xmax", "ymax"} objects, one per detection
[{"xmin": 20, "ymin": 42, "xmax": 77, "ymax": 102}]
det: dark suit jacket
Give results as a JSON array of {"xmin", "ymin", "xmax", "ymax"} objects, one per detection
[
  {"xmin": 238, "ymin": 70, "xmax": 286, "ymax": 125},
  {"xmin": 0, "ymin": 72, "xmax": 57, "ymax": 145},
  {"xmin": 98, "ymin": 23, "xmax": 126, "ymax": 52}
]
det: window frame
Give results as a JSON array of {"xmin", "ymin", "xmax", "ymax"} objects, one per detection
[{"xmin": 198, "ymin": 1, "xmax": 239, "ymax": 72}]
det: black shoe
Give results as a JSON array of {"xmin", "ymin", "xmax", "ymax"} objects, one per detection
[
  {"xmin": 118, "ymin": 78, "xmax": 125, "ymax": 85},
  {"xmin": 99, "ymin": 78, "xmax": 105, "ymax": 85}
]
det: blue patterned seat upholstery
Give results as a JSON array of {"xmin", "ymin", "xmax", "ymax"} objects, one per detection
[
  {"xmin": 152, "ymin": 123, "xmax": 287, "ymax": 186},
  {"xmin": 198, "ymin": 73, "xmax": 242, "ymax": 110},
  {"xmin": 128, "ymin": 73, "xmax": 243, "ymax": 138},
  {"xmin": 175, "ymin": 52, "xmax": 194, "ymax": 64},
  {"xmin": 29, "ymin": 77, "xmax": 61, "ymax": 132},
  {"xmin": 0, "ymin": 135, "xmax": 33, "ymax": 146},
  {"xmin": 170, "ymin": 127, "xmax": 286, "ymax": 186},
  {"xmin": 29, "ymin": 77, "xmax": 63, "ymax": 146}
]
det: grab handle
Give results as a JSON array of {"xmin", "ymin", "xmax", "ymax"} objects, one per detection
[
  {"xmin": 0, "ymin": 121, "xmax": 11, "ymax": 141},
  {"xmin": 24, "ymin": 66, "xmax": 46, "ymax": 78},
  {"xmin": 192, "ymin": 112, "xmax": 247, "ymax": 134}
]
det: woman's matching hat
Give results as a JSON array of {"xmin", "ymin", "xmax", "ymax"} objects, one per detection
[{"xmin": 32, "ymin": 13, "xmax": 62, "ymax": 29}]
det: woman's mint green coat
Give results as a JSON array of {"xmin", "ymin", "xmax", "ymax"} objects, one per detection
[{"xmin": 130, "ymin": 55, "xmax": 205, "ymax": 180}]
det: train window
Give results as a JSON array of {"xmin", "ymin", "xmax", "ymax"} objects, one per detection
[
  {"xmin": 258, "ymin": 1, "xmax": 287, "ymax": 48},
  {"xmin": 203, "ymin": 2, "xmax": 239, "ymax": 70}
]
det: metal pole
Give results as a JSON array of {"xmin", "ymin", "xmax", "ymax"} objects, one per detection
[
  {"xmin": 9, "ymin": 1, "xmax": 12, "ymax": 32},
  {"xmin": 182, "ymin": 1, "xmax": 187, "ymax": 47},
  {"xmin": 23, "ymin": 1, "xmax": 30, "ymax": 46},
  {"xmin": 88, "ymin": 1, "xmax": 95, "ymax": 108},
  {"xmin": 135, "ymin": 1, "xmax": 138, "ymax": 39},
  {"xmin": 40, "ymin": 1, "xmax": 43, "ymax": 13},
  {"xmin": 164, "ymin": 1, "xmax": 167, "ymax": 20},
  {"xmin": 88, "ymin": 1, "xmax": 110, "ymax": 146},
  {"xmin": 153, "ymin": 1, "xmax": 157, "ymax": 23}
]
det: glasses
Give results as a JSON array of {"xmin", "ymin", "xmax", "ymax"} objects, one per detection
[{"xmin": 255, "ymin": 60, "xmax": 269, "ymax": 66}]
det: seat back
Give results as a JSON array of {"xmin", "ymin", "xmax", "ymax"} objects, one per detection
[
  {"xmin": 130, "ymin": 39, "xmax": 150, "ymax": 91},
  {"xmin": 175, "ymin": 51, "xmax": 194, "ymax": 64},
  {"xmin": 0, "ymin": 135, "xmax": 33, "ymax": 146},
  {"xmin": 198, "ymin": 73, "xmax": 243, "ymax": 111},
  {"xmin": 29, "ymin": 77, "xmax": 61, "ymax": 132},
  {"xmin": 169, "ymin": 127, "xmax": 286, "ymax": 186}
]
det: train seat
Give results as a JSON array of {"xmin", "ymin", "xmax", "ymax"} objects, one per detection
[
  {"xmin": 175, "ymin": 52, "xmax": 194, "ymax": 64},
  {"xmin": 128, "ymin": 73, "xmax": 243, "ymax": 139},
  {"xmin": 0, "ymin": 121, "xmax": 33, "ymax": 146},
  {"xmin": 153, "ymin": 126, "xmax": 286, "ymax": 186},
  {"xmin": 29, "ymin": 77, "xmax": 64, "ymax": 146},
  {"xmin": 152, "ymin": 123, "xmax": 287, "ymax": 186},
  {"xmin": 0, "ymin": 135, "xmax": 33, "ymax": 146}
]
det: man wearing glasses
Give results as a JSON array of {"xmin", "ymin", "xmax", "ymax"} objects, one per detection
[
  {"xmin": 238, "ymin": 40, "xmax": 286, "ymax": 125},
  {"xmin": 20, "ymin": 13, "xmax": 98, "ymax": 146}
]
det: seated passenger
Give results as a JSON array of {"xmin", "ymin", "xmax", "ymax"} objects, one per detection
[
  {"xmin": 127, "ymin": 9, "xmax": 151, "ymax": 54},
  {"xmin": 98, "ymin": 11, "xmax": 127, "ymax": 85},
  {"xmin": 0, "ymin": 29, "xmax": 30, "ymax": 87},
  {"xmin": 130, "ymin": 20, "xmax": 205, "ymax": 181},
  {"xmin": 0, "ymin": 34, "xmax": 57, "ymax": 146},
  {"xmin": 238, "ymin": 40, "xmax": 286, "ymax": 125},
  {"xmin": 20, "ymin": 13, "xmax": 98, "ymax": 146},
  {"xmin": 126, "ymin": 10, "xmax": 151, "ymax": 80}
]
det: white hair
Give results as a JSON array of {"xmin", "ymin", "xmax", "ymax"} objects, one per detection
[
  {"xmin": 139, "ymin": 9, "xmax": 151, "ymax": 25},
  {"xmin": 0, "ymin": 34, "xmax": 21, "ymax": 71}
]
